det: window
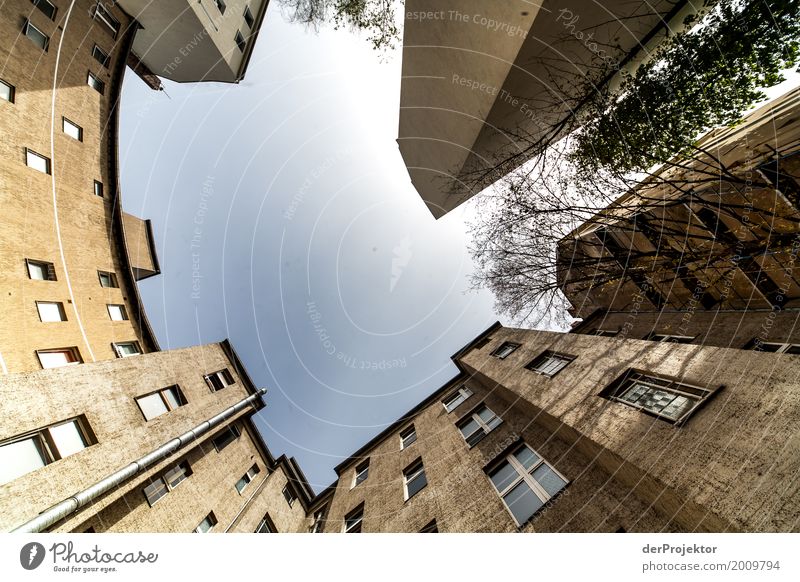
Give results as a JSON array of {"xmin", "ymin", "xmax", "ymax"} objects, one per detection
[
  {"xmin": 23, "ymin": 21, "xmax": 49, "ymax": 50},
  {"xmin": 94, "ymin": 180, "xmax": 104, "ymax": 197},
  {"xmin": 36, "ymin": 347, "xmax": 81, "ymax": 368},
  {"xmin": 747, "ymin": 340, "xmax": 800, "ymax": 354},
  {"xmin": 62, "ymin": 117, "xmax": 83, "ymax": 141},
  {"xmin": 92, "ymin": 3, "xmax": 120, "ymax": 38},
  {"xmin": 255, "ymin": 514, "xmax": 276, "ymax": 533},
  {"xmin": 214, "ymin": 0, "xmax": 227, "ymax": 14},
  {"xmin": 36, "ymin": 301, "xmax": 66, "ymax": 322},
  {"xmin": 135, "ymin": 386, "xmax": 186, "ymax": 421},
  {"xmin": 204, "ymin": 369, "xmax": 235, "ymax": 392},
  {"xmin": 27, "ymin": 259, "xmax": 56, "ymax": 281},
  {"xmin": 399, "ymin": 425, "xmax": 417, "ymax": 450},
  {"xmin": 92, "ymin": 45, "xmax": 110, "ymax": 68},
  {"xmin": 1, "ymin": 79, "xmax": 14, "ymax": 103},
  {"xmin": 26, "ymin": 148, "xmax": 51, "ymax": 174},
  {"xmin": 194, "ymin": 512, "xmax": 217, "ymax": 533},
  {"xmin": 592, "ymin": 329, "xmax": 618, "ymax": 337},
  {"xmin": 525, "ymin": 351, "xmax": 574, "ymax": 377},
  {"xmin": 310, "ymin": 509, "xmax": 326, "ymax": 533},
  {"xmin": 212, "ymin": 424, "xmax": 240, "ymax": 452},
  {"xmin": 32, "ymin": 0, "xmax": 57, "ymax": 20},
  {"xmin": 487, "ymin": 443, "xmax": 568, "ymax": 526},
  {"xmin": 457, "ymin": 404, "xmax": 502, "ymax": 447},
  {"xmin": 235, "ymin": 464, "xmax": 260, "ymax": 494},
  {"xmin": 113, "ymin": 341, "xmax": 141, "ymax": 358},
  {"xmin": 107, "ymin": 304, "xmax": 128, "ymax": 321},
  {"xmin": 0, "ymin": 417, "xmax": 94, "ymax": 485},
  {"xmin": 420, "ymin": 519, "xmax": 438, "ymax": 533},
  {"xmin": 442, "ymin": 386, "xmax": 473, "ymax": 413},
  {"xmin": 87, "ymin": 72, "xmax": 104, "ymax": 94},
  {"xmin": 491, "ymin": 341, "xmax": 520, "ymax": 359},
  {"xmin": 98, "ymin": 270, "xmax": 118, "ymax": 288},
  {"xmin": 235, "ymin": 30, "xmax": 246, "ymax": 52},
  {"xmin": 143, "ymin": 460, "xmax": 191, "ymax": 506},
  {"xmin": 403, "ymin": 458, "xmax": 427, "ymax": 500},
  {"xmin": 243, "ymin": 5, "xmax": 255, "ymax": 28},
  {"xmin": 646, "ymin": 333, "xmax": 695, "ymax": 344},
  {"xmin": 343, "ymin": 504, "xmax": 363, "ymax": 533},
  {"xmin": 282, "ymin": 485, "xmax": 297, "ymax": 507},
  {"xmin": 352, "ymin": 459, "xmax": 369, "ymax": 488},
  {"xmin": 601, "ymin": 370, "xmax": 717, "ymax": 424}
]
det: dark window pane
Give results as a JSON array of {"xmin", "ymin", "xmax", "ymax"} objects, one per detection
[{"xmin": 503, "ymin": 481, "xmax": 543, "ymax": 524}]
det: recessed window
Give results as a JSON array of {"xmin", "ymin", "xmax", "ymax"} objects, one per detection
[
  {"xmin": 283, "ymin": 485, "xmax": 297, "ymax": 507},
  {"xmin": 143, "ymin": 460, "xmax": 191, "ymax": 506},
  {"xmin": 92, "ymin": 4, "xmax": 120, "ymax": 38},
  {"xmin": 62, "ymin": 117, "xmax": 83, "ymax": 141},
  {"xmin": 0, "ymin": 79, "xmax": 15, "ymax": 103},
  {"xmin": 646, "ymin": 333, "xmax": 695, "ymax": 344},
  {"xmin": 32, "ymin": 0, "xmax": 57, "ymax": 20},
  {"xmin": 113, "ymin": 341, "xmax": 141, "ymax": 358},
  {"xmin": 87, "ymin": 72, "xmax": 105, "ymax": 94},
  {"xmin": 352, "ymin": 459, "xmax": 369, "ymax": 488},
  {"xmin": 747, "ymin": 340, "xmax": 800, "ymax": 354},
  {"xmin": 194, "ymin": 512, "xmax": 217, "ymax": 533},
  {"xmin": 420, "ymin": 519, "xmax": 438, "ymax": 533},
  {"xmin": 255, "ymin": 514, "xmax": 276, "ymax": 533},
  {"xmin": 98, "ymin": 270, "xmax": 118, "ymax": 288},
  {"xmin": 235, "ymin": 464, "xmax": 260, "ymax": 494},
  {"xmin": 310, "ymin": 508, "xmax": 326, "ymax": 533},
  {"xmin": 234, "ymin": 30, "xmax": 246, "ymax": 52},
  {"xmin": 442, "ymin": 386, "xmax": 473, "ymax": 413},
  {"xmin": 601, "ymin": 370, "xmax": 718, "ymax": 424},
  {"xmin": 107, "ymin": 304, "xmax": 128, "ymax": 321},
  {"xmin": 491, "ymin": 341, "xmax": 520, "ymax": 359},
  {"xmin": 343, "ymin": 504, "xmax": 363, "ymax": 533},
  {"xmin": 92, "ymin": 45, "xmax": 110, "ymax": 68},
  {"xmin": 23, "ymin": 21, "xmax": 49, "ymax": 50},
  {"xmin": 0, "ymin": 416, "xmax": 94, "ymax": 485},
  {"xmin": 36, "ymin": 347, "xmax": 81, "ymax": 368},
  {"xmin": 592, "ymin": 329, "xmax": 618, "ymax": 337},
  {"xmin": 212, "ymin": 424, "xmax": 240, "ymax": 452},
  {"xmin": 487, "ymin": 443, "xmax": 568, "ymax": 526},
  {"xmin": 27, "ymin": 259, "xmax": 56, "ymax": 281},
  {"xmin": 457, "ymin": 404, "xmax": 502, "ymax": 447},
  {"xmin": 25, "ymin": 148, "xmax": 51, "ymax": 174},
  {"xmin": 525, "ymin": 351, "xmax": 574, "ymax": 377},
  {"xmin": 36, "ymin": 301, "xmax": 67, "ymax": 322},
  {"xmin": 243, "ymin": 5, "xmax": 255, "ymax": 28},
  {"xmin": 94, "ymin": 180, "xmax": 104, "ymax": 197},
  {"xmin": 214, "ymin": 0, "xmax": 227, "ymax": 14},
  {"xmin": 204, "ymin": 369, "xmax": 235, "ymax": 392},
  {"xmin": 403, "ymin": 458, "xmax": 427, "ymax": 500},
  {"xmin": 399, "ymin": 425, "xmax": 417, "ymax": 450},
  {"xmin": 135, "ymin": 385, "xmax": 186, "ymax": 421}
]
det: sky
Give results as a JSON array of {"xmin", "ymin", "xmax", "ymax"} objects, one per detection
[{"xmin": 119, "ymin": 12, "xmax": 501, "ymax": 491}]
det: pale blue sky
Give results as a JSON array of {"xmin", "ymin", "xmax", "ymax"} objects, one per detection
[{"xmin": 119, "ymin": 14, "xmax": 501, "ymax": 491}]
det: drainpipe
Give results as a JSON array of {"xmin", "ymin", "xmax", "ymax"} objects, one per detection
[{"xmin": 10, "ymin": 388, "xmax": 267, "ymax": 534}]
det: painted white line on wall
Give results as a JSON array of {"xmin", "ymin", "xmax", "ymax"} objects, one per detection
[
  {"xmin": 49, "ymin": 0, "xmax": 96, "ymax": 362},
  {"xmin": 0, "ymin": 350, "xmax": 8, "ymax": 374}
]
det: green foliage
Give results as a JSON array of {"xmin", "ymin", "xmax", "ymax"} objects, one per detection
[{"xmin": 573, "ymin": 0, "xmax": 800, "ymax": 174}]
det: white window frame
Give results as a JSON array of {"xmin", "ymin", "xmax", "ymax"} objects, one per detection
[
  {"xmin": 255, "ymin": 514, "xmax": 276, "ymax": 533},
  {"xmin": 98, "ymin": 270, "xmax": 117, "ymax": 288},
  {"xmin": 62, "ymin": 117, "xmax": 83, "ymax": 141},
  {"xmin": 282, "ymin": 485, "xmax": 297, "ymax": 507},
  {"xmin": 748, "ymin": 340, "xmax": 800, "ymax": 354},
  {"xmin": 310, "ymin": 509, "xmax": 326, "ymax": 533},
  {"xmin": 23, "ymin": 20, "xmax": 49, "ymax": 50},
  {"xmin": 487, "ymin": 443, "xmax": 568, "ymax": 527},
  {"xmin": 25, "ymin": 148, "xmax": 51, "ymax": 174},
  {"xmin": 0, "ymin": 78, "xmax": 15, "ymax": 103},
  {"xmin": 204, "ymin": 369, "xmax": 234, "ymax": 392},
  {"xmin": 107, "ymin": 303, "xmax": 128, "ymax": 321},
  {"xmin": 647, "ymin": 333, "xmax": 695, "ymax": 344},
  {"xmin": 235, "ymin": 464, "xmax": 260, "ymax": 494},
  {"xmin": 94, "ymin": 180, "xmax": 104, "ymax": 197},
  {"xmin": 143, "ymin": 460, "xmax": 191, "ymax": 506},
  {"xmin": 92, "ymin": 44, "xmax": 110, "ymax": 68},
  {"xmin": 92, "ymin": 3, "xmax": 120, "ymax": 38},
  {"xmin": 403, "ymin": 458, "xmax": 427, "ymax": 501},
  {"xmin": 113, "ymin": 341, "xmax": 141, "ymax": 358},
  {"xmin": 525, "ymin": 351, "xmax": 574, "ymax": 377},
  {"xmin": 194, "ymin": 513, "xmax": 217, "ymax": 533},
  {"xmin": 36, "ymin": 301, "xmax": 67, "ymax": 322},
  {"xmin": 399, "ymin": 425, "xmax": 417, "ymax": 450},
  {"xmin": 592, "ymin": 329, "xmax": 619, "ymax": 337},
  {"xmin": 36, "ymin": 347, "xmax": 81, "ymax": 368},
  {"xmin": 456, "ymin": 404, "xmax": 502, "ymax": 447},
  {"xmin": 27, "ymin": 259, "xmax": 56, "ymax": 281},
  {"xmin": 212, "ymin": 424, "xmax": 241, "ymax": 452},
  {"xmin": 135, "ymin": 385, "xmax": 185, "ymax": 421},
  {"xmin": 343, "ymin": 505, "xmax": 363, "ymax": 533},
  {"xmin": 87, "ymin": 71, "xmax": 105, "ymax": 94},
  {"xmin": 351, "ymin": 459, "xmax": 369, "ymax": 488},
  {"xmin": 491, "ymin": 341, "xmax": 520, "ymax": 359},
  {"xmin": 442, "ymin": 386, "xmax": 473, "ymax": 413}
]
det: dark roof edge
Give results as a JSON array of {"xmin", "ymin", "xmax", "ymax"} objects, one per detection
[
  {"xmin": 235, "ymin": 0, "xmax": 271, "ymax": 82},
  {"xmin": 219, "ymin": 339, "xmax": 264, "ymax": 408}
]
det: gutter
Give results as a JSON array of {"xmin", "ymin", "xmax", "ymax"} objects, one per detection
[{"xmin": 10, "ymin": 388, "xmax": 267, "ymax": 534}]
